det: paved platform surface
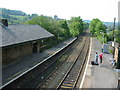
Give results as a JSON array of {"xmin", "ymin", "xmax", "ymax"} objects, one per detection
[
  {"xmin": 2, "ymin": 37, "xmax": 76, "ymax": 85},
  {"xmin": 82, "ymin": 38, "xmax": 118, "ymax": 88}
]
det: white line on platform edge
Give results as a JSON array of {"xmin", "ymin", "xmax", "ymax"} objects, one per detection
[
  {"xmin": 79, "ymin": 38, "xmax": 92, "ymax": 88},
  {"xmin": 0, "ymin": 38, "xmax": 77, "ymax": 89}
]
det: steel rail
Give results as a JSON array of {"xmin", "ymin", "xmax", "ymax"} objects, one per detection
[
  {"xmin": 37, "ymin": 36, "xmax": 85, "ymax": 88},
  {"xmin": 56, "ymin": 37, "xmax": 89, "ymax": 89}
]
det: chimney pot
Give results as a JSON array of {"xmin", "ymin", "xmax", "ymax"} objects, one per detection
[{"xmin": 0, "ymin": 19, "xmax": 8, "ymax": 27}]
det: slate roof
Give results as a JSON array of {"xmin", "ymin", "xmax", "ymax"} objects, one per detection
[{"xmin": 0, "ymin": 24, "xmax": 54, "ymax": 47}]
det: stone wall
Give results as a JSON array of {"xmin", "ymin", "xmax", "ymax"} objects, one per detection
[{"xmin": 2, "ymin": 42, "xmax": 33, "ymax": 66}]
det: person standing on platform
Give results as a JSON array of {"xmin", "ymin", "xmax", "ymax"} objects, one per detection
[
  {"xmin": 95, "ymin": 52, "xmax": 98, "ymax": 64},
  {"xmin": 99, "ymin": 53, "xmax": 103, "ymax": 66}
]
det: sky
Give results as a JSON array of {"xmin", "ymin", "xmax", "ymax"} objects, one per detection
[{"xmin": 1, "ymin": 0, "xmax": 120, "ymax": 22}]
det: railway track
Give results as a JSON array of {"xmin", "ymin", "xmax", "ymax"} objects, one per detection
[
  {"xmin": 37, "ymin": 37, "xmax": 86, "ymax": 88},
  {"xmin": 1, "ymin": 33, "xmax": 86, "ymax": 89},
  {"xmin": 57, "ymin": 37, "xmax": 89, "ymax": 89},
  {"xmin": 2, "ymin": 39, "xmax": 76, "ymax": 88},
  {"xmin": 38, "ymin": 34, "xmax": 90, "ymax": 89}
]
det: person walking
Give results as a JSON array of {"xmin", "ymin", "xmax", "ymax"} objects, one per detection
[
  {"xmin": 95, "ymin": 52, "xmax": 98, "ymax": 65},
  {"xmin": 99, "ymin": 53, "xmax": 103, "ymax": 66}
]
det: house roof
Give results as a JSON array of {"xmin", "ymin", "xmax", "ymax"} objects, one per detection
[{"xmin": 0, "ymin": 24, "xmax": 54, "ymax": 47}]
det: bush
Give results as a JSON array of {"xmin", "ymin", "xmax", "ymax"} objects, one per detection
[{"xmin": 109, "ymin": 49, "xmax": 113, "ymax": 54}]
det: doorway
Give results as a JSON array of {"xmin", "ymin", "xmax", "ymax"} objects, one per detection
[{"xmin": 32, "ymin": 42, "xmax": 38, "ymax": 53}]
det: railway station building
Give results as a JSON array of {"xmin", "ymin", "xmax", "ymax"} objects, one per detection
[{"xmin": 0, "ymin": 19, "xmax": 54, "ymax": 66}]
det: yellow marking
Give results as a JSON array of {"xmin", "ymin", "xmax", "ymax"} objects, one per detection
[
  {"xmin": 62, "ymin": 83, "xmax": 73, "ymax": 87},
  {"xmin": 61, "ymin": 86, "xmax": 72, "ymax": 88}
]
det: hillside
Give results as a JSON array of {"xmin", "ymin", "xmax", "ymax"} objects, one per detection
[
  {"xmin": 83, "ymin": 20, "xmax": 91, "ymax": 23},
  {"xmin": 0, "ymin": 8, "xmax": 38, "ymax": 24},
  {"xmin": 1, "ymin": 8, "xmax": 116, "ymax": 27}
]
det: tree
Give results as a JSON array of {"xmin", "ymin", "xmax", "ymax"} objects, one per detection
[
  {"xmin": 117, "ymin": 25, "xmax": 120, "ymax": 43},
  {"xmin": 26, "ymin": 15, "xmax": 71, "ymax": 40},
  {"xmin": 95, "ymin": 21, "xmax": 106, "ymax": 35},
  {"xmin": 68, "ymin": 16, "xmax": 84, "ymax": 37},
  {"xmin": 83, "ymin": 22, "xmax": 89, "ymax": 30},
  {"xmin": 59, "ymin": 20, "xmax": 70, "ymax": 36},
  {"xmin": 54, "ymin": 15, "xmax": 58, "ymax": 20},
  {"xmin": 89, "ymin": 18, "xmax": 108, "ymax": 43},
  {"xmin": 31, "ymin": 14, "xmax": 38, "ymax": 17},
  {"xmin": 89, "ymin": 18, "xmax": 107, "ymax": 36},
  {"xmin": 89, "ymin": 18, "xmax": 101, "ymax": 36},
  {"xmin": 107, "ymin": 30, "xmax": 120, "ymax": 43},
  {"xmin": 69, "ymin": 22, "xmax": 81, "ymax": 37},
  {"xmin": 69, "ymin": 16, "xmax": 82, "ymax": 23}
]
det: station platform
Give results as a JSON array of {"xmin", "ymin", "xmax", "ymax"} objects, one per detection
[
  {"xmin": 81, "ymin": 38, "xmax": 118, "ymax": 88},
  {"xmin": 2, "ymin": 37, "xmax": 76, "ymax": 85}
]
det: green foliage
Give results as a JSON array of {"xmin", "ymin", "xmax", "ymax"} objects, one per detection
[
  {"xmin": 89, "ymin": 18, "xmax": 107, "ymax": 36},
  {"xmin": 118, "ymin": 25, "xmax": 120, "ymax": 43},
  {"xmin": 58, "ymin": 20, "xmax": 70, "ymax": 36},
  {"xmin": 2, "ymin": 8, "xmax": 85, "ymax": 39},
  {"xmin": 95, "ymin": 22, "xmax": 106, "ymax": 35},
  {"xmin": 107, "ymin": 30, "xmax": 120, "ymax": 43},
  {"xmin": 89, "ymin": 18, "xmax": 101, "ymax": 36},
  {"xmin": 1, "ymin": 8, "xmax": 38, "ymax": 24},
  {"xmin": 25, "ymin": 15, "xmax": 86, "ymax": 49},
  {"xmin": 89, "ymin": 18, "xmax": 107, "ymax": 43},
  {"xmin": 68, "ymin": 16, "xmax": 84, "ymax": 37},
  {"xmin": 26, "ymin": 15, "xmax": 85, "ymax": 38},
  {"xmin": 69, "ymin": 22, "xmax": 80, "ymax": 37},
  {"xmin": 96, "ymin": 33, "xmax": 107, "ymax": 43},
  {"xmin": 83, "ymin": 22, "xmax": 89, "ymax": 30},
  {"xmin": 1, "ymin": 8, "xmax": 26, "ymax": 16},
  {"xmin": 26, "ymin": 15, "xmax": 70, "ymax": 41},
  {"xmin": 109, "ymin": 49, "xmax": 113, "ymax": 54}
]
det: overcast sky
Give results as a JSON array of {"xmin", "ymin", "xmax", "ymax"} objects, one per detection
[{"xmin": 1, "ymin": 0, "xmax": 120, "ymax": 22}]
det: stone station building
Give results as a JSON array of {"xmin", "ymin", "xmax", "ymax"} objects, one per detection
[{"xmin": 0, "ymin": 19, "xmax": 54, "ymax": 66}]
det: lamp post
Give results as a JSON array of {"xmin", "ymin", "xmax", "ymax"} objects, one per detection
[{"xmin": 100, "ymin": 30, "xmax": 104, "ymax": 52}]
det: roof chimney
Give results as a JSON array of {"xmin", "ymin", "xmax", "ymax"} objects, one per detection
[{"xmin": 0, "ymin": 19, "xmax": 8, "ymax": 27}]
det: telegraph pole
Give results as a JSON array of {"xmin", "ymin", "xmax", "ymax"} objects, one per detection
[
  {"xmin": 113, "ymin": 18, "xmax": 116, "ymax": 58},
  {"xmin": 116, "ymin": 1, "xmax": 120, "ymax": 69},
  {"xmin": 113, "ymin": 18, "xmax": 116, "ymax": 41}
]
